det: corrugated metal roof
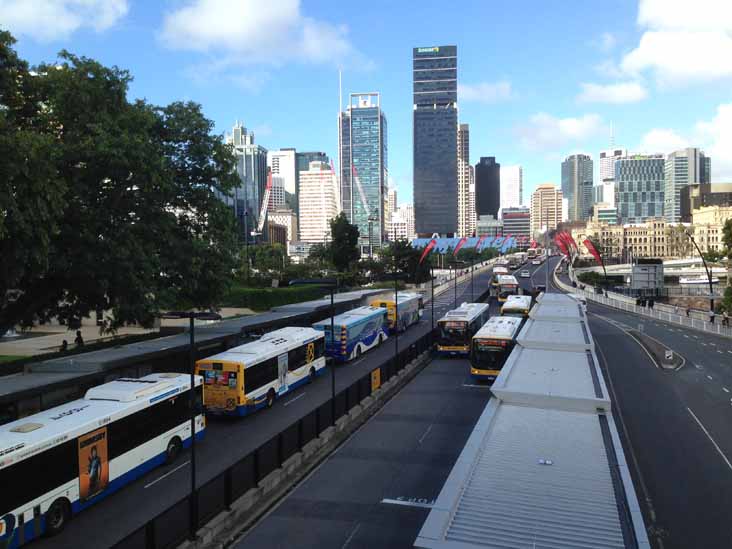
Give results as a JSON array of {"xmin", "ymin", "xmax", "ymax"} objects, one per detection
[
  {"xmin": 415, "ymin": 402, "xmax": 628, "ymax": 549},
  {"xmin": 529, "ymin": 300, "xmax": 585, "ymax": 323},
  {"xmin": 517, "ymin": 318, "xmax": 593, "ymax": 352},
  {"xmin": 491, "ymin": 347, "xmax": 610, "ymax": 413}
]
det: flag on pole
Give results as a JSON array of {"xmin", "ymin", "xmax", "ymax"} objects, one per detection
[
  {"xmin": 419, "ymin": 239, "xmax": 437, "ymax": 264},
  {"xmin": 453, "ymin": 236, "xmax": 468, "ymax": 256},
  {"xmin": 583, "ymin": 238, "xmax": 602, "ymax": 265}
]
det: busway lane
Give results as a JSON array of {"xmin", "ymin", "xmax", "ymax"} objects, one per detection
[
  {"xmin": 33, "ymin": 269, "xmax": 495, "ymax": 549},
  {"xmin": 589, "ymin": 313, "xmax": 732, "ymax": 549}
]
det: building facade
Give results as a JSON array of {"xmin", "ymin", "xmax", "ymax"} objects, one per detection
[
  {"xmin": 457, "ymin": 123, "xmax": 473, "ymax": 236},
  {"xmin": 269, "ymin": 208, "xmax": 298, "ymax": 244},
  {"xmin": 592, "ymin": 203, "xmax": 618, "ymax": 225},
  {"xmin": 339, "ymin": 93, "xmax": 388, "ymax": 254},
  {"xmin": 298, "ymin": 161, "xmax": 339, "ymax": 243},
  {"xmin": 413, "ymin": 45, "xmax": 458, "ymax": 236},
  {"xmin": 476, "ymin": 215, "xmax": 502, "ymax": 237},
  {"xmin": 499, "ymin": 165, "xmax": 523, "ymax": 213},
  {"xmin": 475, "ymin": 157, "xmax": 500, "ymax": 218},
  {"xmin": 561, "ymin": 154, "xmax": 593, "ymax": 221},
  {"xmin": 664, "ymin": 147, "xmax": 710, "ymax": 223},
  {"xmin": 598, "ymin": 148, "xmax": 626, "ymax": 208},
  {"xmin": 267, "ymin": 149, "xmax": 297, "ymax": 211},
  {"xmin": 501, "ymin": 207, "xmax": 530, "ymax": 240},
  {"xmin": 530, "ymin": 184, "xmax": 563, "ymax": 237},
  {"xmin": 681, "ymin": 182, "xmax": 732, "ymax": 222},
  {"xmin": 615, "ymin": 154, "xmax": 665, "ymax": 224}
]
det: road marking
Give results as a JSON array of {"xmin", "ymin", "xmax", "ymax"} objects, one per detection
[
  {"xmin": 341, "ymin": 522, "xmax": 361, "ymax": 549},
  {"xmin": 701, "ymin": 343, "xmax": 708, "ymax": 346},
  {"xmin": 728, "ymin": 351, "xmax": 732, "ymax": 354},
  {"xmin": 707, "ymin": 375, "xmax": 714, "ymax": 380},
  {"xmin": 723, "ymin": 388, "xmax": 730, "ymax": 393},
  {"xmin": 418, "ymin": 424, "xmax": 433, "ymax": 445},
  {"xmin": 686, "ymin": 407, "xmax": 732, "ymax": 472},
  {"xmin": 695, "ymin": 364, "xmax": 703, "ymax": 370},
  {"xmin": 711, "ymin": 342, "xmax": 717, "ymax": 346},
  {"xmin": 462, "ymin": 383, "xmax": 491, "ymax": 388},
  {"xmin": 145, "ymin": 460, "xmax": 190, "ymax": 489},
  {"xmin": 381, "ymin": 498, "xmax": 435, "ymax": 509},
  {"xmin": 684, "ymin": 335, "xmax": 690, "ymax": 338},
  {"xmin": 693, "ymin": 335, "xmax": 699, "ymax": 339},
  {"xmin": 718, "ymin": 350, "xmax": 724, "ymax": 354},
  {"xmin": 283, "ymin": 393, "xmax": 306, "ymax": 407}
]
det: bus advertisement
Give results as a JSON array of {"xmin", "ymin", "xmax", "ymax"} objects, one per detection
[
  {"xmin": 436, "ymin": 303, "xmax": 490, "ymax": 356},
  {"xmin": 500, "ymin": 295, "xmax": 532, "ymax": 318},
  {"xmin": 312, "ymin": 306, "xmax": 388, "ymax": 363},
  {"xmin": 370, "ymin": 292, "xmax": 423, "ymax": 334},
  {"xmin": 195, "ymin": 326, "xmax": 326, "ymax": 416},
  {"xmin": 497, "ymin": 274, "xmax": 520, "ymax": 302},
  {"xmin": 470, "ymin": 316, "xmax": 524, "ymax": 381},
  {"xmin": 0, "ymin": 373, "xmax": 204, "ymax": 546}
]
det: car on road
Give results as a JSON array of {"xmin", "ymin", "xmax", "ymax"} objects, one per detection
[{"xmin": 519, "ymin": 270, "xmax": 531, "ymax": 278}]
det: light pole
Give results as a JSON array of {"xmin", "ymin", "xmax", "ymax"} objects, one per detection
[
  {"xmin": 289, "ymin": 278, "xmax": 338, "ymax": 424},
  {"xmin": 431, "ymin": 264, "xmax": 435, "ymax": 333},
  {"xmin": 685, "ymin": 230, "xmax": 715, "ymax": 312},
  {"xmin": 159, "ymin": 310, "xmax": 222, "ymax": 541}
]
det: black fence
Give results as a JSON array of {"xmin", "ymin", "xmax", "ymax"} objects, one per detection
[{"xmin": 112, "ymin": 331, "xmax": 435, "ymax": 549}]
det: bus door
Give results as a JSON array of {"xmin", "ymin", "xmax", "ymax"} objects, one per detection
[{"xmin": 277, "ymin": 353, "xmax": 288, "ymax": 394}]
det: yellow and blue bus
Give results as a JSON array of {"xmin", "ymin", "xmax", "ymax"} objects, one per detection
[
  {"xmin": 500, "ymin": 294, "xmax": 532, "ymax": 318},
  {"xmin": 313, "ymin": 306, "xmax": 388, "ymax": 363},
  {"xmin": 497, "ymin": 274, "xmax": 520, "ymax": 302},
  {"xmin": 470, "ymin": 316, "xmax": 524, "ymax": 381},
  {"xmin": 370, "ymin": 292, "xmax": 423, "ymax": 334},
  {"xmin": 491, "ymin": 266, "xmax": 509, "ymax": 288},
  {"xmin": 195, "ymin": 327, "xmax": 326, "ymax": 416},
  {"xmin": 436, "ymin": 303, "xmax": 490, "ymax": 357}
]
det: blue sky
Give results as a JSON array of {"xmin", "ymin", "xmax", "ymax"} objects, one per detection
[{"xmin": 3, "ymin": 0, "xmax": 732, "ymax": 206}]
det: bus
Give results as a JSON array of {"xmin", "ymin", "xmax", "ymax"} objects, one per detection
[
  {"xmin": 532, "ymin": 254, "xmax": 545, "ymax": 265},
  {"xmin": 312, "ymin": 306, "xmax": 388, "ymax": 363},
  {"xmin": 195, "ymin": 327, "xmax": 326, "ymax": 415},
  {"xmin": 500, "ymin": 294, "xmax": 533, "ymax": 318},
  {"xmin": 497, "ymin": 274, "xmax": 520, "ymax": 302},
  {"xmin": 0, "ymin": 373, "xmax": 203, "ymax": 546},
  {"xmin": 470, "ymin": 316, "xmax": 524, "ymax": 381},
  {"xmin": 370, "ymin": 292, "xmax": 423, "ymax": 333},
  {"xmin": 526, "ymin": 248, "xmax": 537, "ymax": 260},
  {"xmin": 491, "ymin": 266, "xmax": 509, "ymax": 288},
  {"xmin": 436, "ymin": 303, "xmax": 491, "ymax": 356}
]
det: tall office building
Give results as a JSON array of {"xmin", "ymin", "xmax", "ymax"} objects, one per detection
[
  {"xmin": 224, "ymin": 122, "xmax": 268, "ymax": 240},
  {"xmin": 267, "ymin": 148, "xmax": 296, "ymax": 217},
  {"xmin": 501, "ymin": 206, "xmax": 531, "ymax": 241},
  {"xmin": 664, "ymin": 147, "xmax": 711, "ymax": 223},
  {"xmin": 296, "ymin": 152, "xmax": 329, "ymax": 174},
  {"xmin": 530, "ymin": 184, "xmax": 563, "ymax": 237},
  {"xmin": 598, "ymin": 148, "xmax": 626, "ymax": 208},
  {"xmin": 615, "ymin": 154, "xmax": 665, "ymax": 224},
  {"xmin": 561, "ymin": 154, "xmax": 593, "ymax": 221},
  {"xmin": 468, "ymin": 166, "xmax": 476, "ymax": 236},
  {"xmin": 413, "ymin": 45, "xmax": 458, "ymax": 236},
  {"xmin": 475, "ymin": 157, "xmax": 501, "ymax": 218},
  {"xmin": 298, "ymin": 161, "xmax": 339, "ymax": 243},
  {"xmin": 457, "ymin": 123, "xmax": 473, "ymax": 236},
  {"xmin": 339, "ymin": 93, "xmax": 388, "ymax": 254},
  {"xmin": 499, "ymin": 165, "xmax": 523, "ymax": 213}
]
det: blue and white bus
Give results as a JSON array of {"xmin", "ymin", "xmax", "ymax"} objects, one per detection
[
  {"xmin": 369, "ymin": 292, "xmax": 423, "ymax": 334},
  {"xmin": 313, "ymin": 306, "xmax": 389, "ymax": 362},
  {"xmin": 0, "ymin": 373, "xmax": 204, "ymax": 546}
]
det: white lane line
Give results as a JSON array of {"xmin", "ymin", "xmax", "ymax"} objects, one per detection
[
  {"xmin": 381, "ymin": 498, "xmax": 434, "ymax": 509},
  {"xmin": 728, "ymin": 351, "xmax": 732, "ymax": 354},
  {"xmin": 711, "ymin": 342, "xmax": 717, "ymax": 346},
  {"xmin": 686, "ymin": 407, "xmax": 732, "ymax": 472},
  {"xmin": 341, "ymin": 522, "xmax": 361, "ymax": 549},
  {"xmin": 718, "ymin": 350, "xmax": 724, "ymax": 354},
  {"xmin": 684, "ymin": 335, "xmax": 690, "ymax": 338},
  {"xmin": 707, "ymin": 375, "xmax": 714, "ymax": 380},
  {"xmin": 418, "ymin": 424, "xmax": 433, "ymax": 445},
  {"xmin": 145, "ymin": 460, "xmax": 190, "ymax": 489},
  {"xmin": 283, "ymin": 393, "xmax": 306, "ymax": 407},
  {"xmin": 693, "ymin": 335, "xmax": 699, "ymax": 339},
  {"xmin": 701, "ymin": 343, "xmax": 708, "ymax": 346},
  {"xmin": 723, "ymin": 388, "xmax": 730, "ymax": 393},
  {"xmin": 462, "ymin": 383, "xmax": 491, "ymax": 388}
]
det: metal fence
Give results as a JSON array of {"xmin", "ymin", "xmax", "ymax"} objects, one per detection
[{"xmin": 112, "ymin": 331, "xmax": 436, "ymax": 549}]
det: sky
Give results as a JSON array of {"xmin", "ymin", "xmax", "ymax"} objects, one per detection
[{"xmin": 3, "ymin": 0, "xmax": 732, "ymax": 207}]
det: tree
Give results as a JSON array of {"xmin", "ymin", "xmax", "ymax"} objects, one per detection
[
  {"xmin": 723, "ymin": 219, "xmax": 732, "ymax": 289},
  {"xmin": 379, "ymin": 240, "xmax": 431, "ymax": 284},
  {"xmin": 329, "ymin": 213, "xmax": 360, "ymax": 272},
  {"xmin": 0, "ymin": 39, "xmax": 238, "ymax": 334}
]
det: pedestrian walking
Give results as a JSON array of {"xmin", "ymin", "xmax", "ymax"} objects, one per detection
[
  {"xmin": 674, "ymin": 305, "xmax": 679, "ymax": 316},
  {"xmin": 723, "ymin": 310, "xmax": 729, "ymax": 327},
  {"xmin": 74, "ymin": 330, "xmax": 84, "ymax": 347},
  {"xmin": 709, "ymin": 310, "xmax": 715, "ymax": 324},
  {"xmin": 60, "ymin": 340, "xmax": 68, "ymax": 352},
  {"xmin": 686, "ymin": 307, "xmax": 691, "ymax": 317}
]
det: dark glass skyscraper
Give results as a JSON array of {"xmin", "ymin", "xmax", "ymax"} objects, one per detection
[
  {"xmin": 475, "ymin": 157, "xmax": 500, "ymax": 218},
  {"xmin": 413, "ymin": 45, "xmax": 457, "ymax": 236}
]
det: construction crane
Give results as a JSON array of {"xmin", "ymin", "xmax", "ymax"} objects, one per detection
[{"xmin": 253, "ymin": 168, "xmax": 273, "ymax": 236}]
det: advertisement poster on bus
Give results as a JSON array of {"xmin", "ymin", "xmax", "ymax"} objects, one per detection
[{"xmin": 78, "ymin": 427, "xmax": 109, "ymax": 501}]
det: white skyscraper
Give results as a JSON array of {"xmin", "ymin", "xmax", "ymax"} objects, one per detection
[
  {"xmin": 298, "ymin": 161, "xmax": 339, "ymax": 243},
  {"xmin": 457, "ymin": 124, "xmax": 473, "ymax": 236},
  {"xmin": 499, "ymin": 165, "xmax": 523, "ymax": 213},
  {"xmin": 598, "ymin": 148, "xmax": 626, "ymax": 208}
]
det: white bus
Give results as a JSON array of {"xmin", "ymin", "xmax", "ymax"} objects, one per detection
[
  {"xmin": 491, "ymin": 266, "xmax": 509, "ymax": 288},
  {"xmin": 500, "ymin": 295, "xmax": 533, "ymax": 318},
  {"xmin": 0, "ymin": 373, "xmax": 204, "ymax": 546},
  {"xmin": 497, "ymin": 274, "xmax": 520, "ymax": 302},
  {"xmin": 436, "ymin": 303, "xmax": 491, "ymax": 357},
  {"xmin": 370, "ymin": 292, "xmax": 423, "ymax": 333},
  {"xmin": 195, "ymin": 326, "xmax": 326, "ymax": 416},
  {"xmin": 470, "ymin": 316, "xmax": 524, "ymax": 381}
]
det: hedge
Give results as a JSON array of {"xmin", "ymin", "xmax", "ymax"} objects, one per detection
[{"xmin": 222, "ymin": 285, "xmax": 331, "ymax": 311}]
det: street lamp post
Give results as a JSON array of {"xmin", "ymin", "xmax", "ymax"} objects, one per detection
[
  {"xmin": 685, "ymin": 230, "xmax": 715, "ymax": 312},
  {"xmin": 159, "ymin": 310, "xmax": 222, "ymax": 541}
]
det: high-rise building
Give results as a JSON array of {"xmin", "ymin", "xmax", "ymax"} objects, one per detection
[
  {"xmin": 664, "ymin": 147, "xmax": 711, "ymax": 223},
  {"xmin": 530, "ymin": 184, "xmax": 563, "ymax": 237},
  {"xmin": 476, "ymin": 215, "xmax": 502, "ymax": 237},
  {"xmin": 501, "ymin": 206, "xmax": 530, "ymax": 241},
  {"xmin": 615, "ymin": 154, "xmax": 665, "ymax": 224},
  {"xmin": 413, "ymin": 45, "xmax": 458, "ymax": 236},
  {"xmin": 561, "ymin": 154, "xmax": 593, "ymax": 221},
  {"xmin": 269, "ymin": 208, "xmax": 298, "ymax": 243},
  {"xmin": 499, "ymin": 165, "xmax": 523, "ymax": 213},
  {"xmin": 681, "ymin": 182, "xmax": 732, "ymax": 222},
  {"xmin": 598, "ymin": 148, "xmax": 626, "ymax": 208},
  {"xmin": 475, "ymin": 157, "xmax": 500, "ymax": 218},
  {"xmin": 298, "ymin": 161, "xmax": 339, "ymax": 243},
  {"xmin": 389, "ymin": 204, "xmax": 415, "ymax": 241},
  {"xmin": 457, "ymin": 123, "xmax": 473, "ymax": 236},
  {"xmin": 468, "ymin": 165, "xmax": 476, "ymax": 236},
  {"xmin": 339, "ymin": 92, "xmax": 388, "ymax": 254},
  {"xmin": 592, "ymin": 203, "xmax": 618, "ymax": 225},
  {"xmin": 267, "ymin": 149, "xmax": 297, "ymax": 210},
  {"xmin": 224, "ymin": 122, "xmax": 268, "ymax": 240},
  {"xmin": 296, "ymin": 152, "xmax": 329, "ymax": 174}
]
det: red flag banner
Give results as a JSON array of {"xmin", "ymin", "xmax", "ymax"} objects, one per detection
[
  {"xmin": 453, "ymin": 236, "xmax": 468, "ymax": 256},
  {"xmin": 419, "ymin": 239, "xmax": 437, "ymax": 264},
  {"xmin": 583, "ymin": 238, "xmax": 603, "ymax": 266},
  {"xmin": 475, "ymin": 234, "xmax": 488, "ymax": 251},
  {"xmin": 554, "ymin": 235, "xmax": 569, "ymax": 256},
  {"xmin": 565, "ymin": 232, "xmax": 579, "ymax": 252}
]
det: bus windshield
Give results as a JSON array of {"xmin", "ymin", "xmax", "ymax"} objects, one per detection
[
  {"xmin": 471, "ymin": 339, "xmax": 510, "ymax": 369},
  {"xmin": 439, "ymin": 321, "xmax": 468, "ymax": 345}
]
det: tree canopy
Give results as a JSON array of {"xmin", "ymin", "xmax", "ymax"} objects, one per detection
[
  {"xmin": 328, "ymin": 213, "xmax": 360, "ymax": 272},
  {"xmin": 0, "ymin": 34, "xmax": 238, "ymax": 334}
]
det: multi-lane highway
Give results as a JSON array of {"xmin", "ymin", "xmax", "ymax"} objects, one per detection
[{"xmin": 34, "ymin": 267, "xmax": 495, "ymax": 548}]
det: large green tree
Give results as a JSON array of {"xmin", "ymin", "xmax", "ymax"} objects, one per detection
[
  {"xmin": 329, "ymin": 213, "xmax": 360, "ymax": 272},
  {"xmin": 379, "ymin": 239, "xmax": 431, "ymax": 284},
  {"xmin": 0, "ymin": 37, "xmax": 238, "ymax": 334}
]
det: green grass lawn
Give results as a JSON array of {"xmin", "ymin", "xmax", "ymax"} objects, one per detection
[{"xmin": 0, "ymin": 355, "xmax": 24, "ymax": 364}]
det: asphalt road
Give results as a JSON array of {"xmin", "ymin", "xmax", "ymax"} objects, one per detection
[{"xmin": 35, "ymin": 268, "xmax": 496, "ymax": 548}]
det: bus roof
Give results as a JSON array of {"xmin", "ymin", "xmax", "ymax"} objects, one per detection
[
  {"xmin": 529, "ymin": 299, "xmax": 585, "ymax": 323},
  {"xmin": 369, "ymin": 292, "xmax": 422, "ymax": 306},
  {"xmin": 312, "ymin": 306, "xmax": 386, "ymax": 329},
  {"xmin": 517, "ymin": 318, "xmax": 594, "ymax": 352},
  {"xmin": 497, "ymin": 274, "xmax": 518, "ymax": 284},
  {"xmin": 536, "ymin": 291, "xmax": 577, "ymax": 304},
  {"xmin": 473, "ymin": 316, "xmax": 523, "ymax": 340},
  {"xmin": 0, "ymin": 373, "xmax": 196, "ymax": 469},
  {"xmin": 438, "ymin": 302, "xmax": 490, "ymax": 324},
  {"xmin": 501, "ymin": 294, "xmax": 532, "ymax": 310},
  {"xmin": 492, "ymin": 266, "xmax": 509, "ymax": 274},
  {"xmin": 200, "ymin": 326, "xmax": 323, "ymax": 366}
]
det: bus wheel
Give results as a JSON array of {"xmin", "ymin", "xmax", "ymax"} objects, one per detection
[
  {"xmin": 165, "ymin": 436, "xmax": 182, "ymax": 464},
  {"xmin": 266, "ymin": 389, "xmax": 276, "ymax": 408},
  {"xmin": 378, "ymin": 333, "xmax": 384, "ymax": 344},
  {"xmin": 45, "ymin": 498, "xmax": 71, "ymax": 536},
  {"xmin": 309, "ymin": 367, "xmax": 316, "ymax": 383}
]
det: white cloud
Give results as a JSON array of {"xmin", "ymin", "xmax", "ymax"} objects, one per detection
[
  {"xmin": 638, "ymin": 128, "xmax": 689, "ymax": 154},
  {"xmin": 159, "ymin": 0, "xmax": 365, "ymax": 68},
  {"xmin": 459, "ymin": 81, "xmax": 512, "ymax": 103},
  {"xmin": 577, "ymin": 81, "xmax": 647, "ymax": 104},
  {"xmin": 621, "ymin": 0, "xmax": 732, "ymax": 85},
  {"xmin": 598, "ymin": 32, "xmax": 616, "ymax": 52},
  {"xmin": 0, "ymin": 0, "xmax": 128, "ymax": 41},
  {"xmin": 516, "ymin": 113, "xmax": 605, "ymax": 151},
  {"xmin": 696, "ymin": 102, "xmax": 732, "ymax": 180}
]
